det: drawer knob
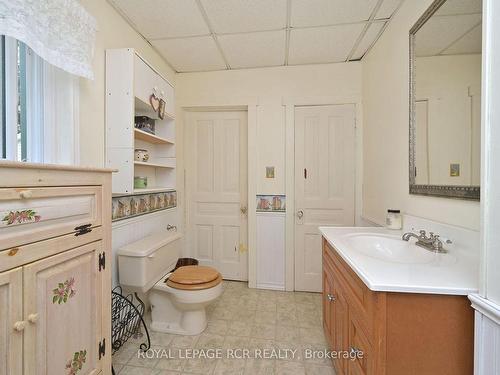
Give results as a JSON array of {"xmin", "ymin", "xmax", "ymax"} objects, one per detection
[
  {"xmin": 13, "ymin": 321, "xmax": 26, "ymax": 332},
  {"xmin": 19, "ymin": 190, "xmax": 33, "ymax": 199},
  {"xmin": 27, "ymin": 313, "xmax": 39, "ymax": 324},
  {"xmin": 8, "ymin": 247, "xmax": 19, "ymax": 256},
  {"xmin": 327, "ymin": 294, "xmax": 336, "ymax": 302}
]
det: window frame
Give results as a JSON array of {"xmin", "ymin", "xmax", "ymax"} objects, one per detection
[
  {"xmin": 2, "ymin": 36, "xmax": 20, "ymax": 161},
  {"xmin": 1, "ymin": 35, "xmax": 5, "ymax": 158}
]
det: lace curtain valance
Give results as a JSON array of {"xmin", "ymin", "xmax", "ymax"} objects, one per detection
[{"xmin": 0, "ymin": 0, "xmax": 97, "ymax": 79}]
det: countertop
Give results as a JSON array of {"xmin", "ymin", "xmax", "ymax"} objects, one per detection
[
  {"xmin": 0, "ymin": 160, "xmax": 116, "ymax": 173},
  {"xmin": 319, "ymin": 226, "xmax": 479, "ymax": 295}
]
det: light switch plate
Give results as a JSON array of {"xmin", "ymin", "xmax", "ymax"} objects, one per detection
[{"xmin": 266, "ymin": 166, "xmax": 275, "ymax": 178}]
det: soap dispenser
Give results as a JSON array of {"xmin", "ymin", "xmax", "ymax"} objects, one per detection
[{"xmin": 386, "ymin": 209, "xmax": 402, "ymax": 230}]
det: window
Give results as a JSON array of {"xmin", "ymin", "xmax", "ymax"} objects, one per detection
[
  {"xmin": 1, "ymin": 36, "xmax": 4, "ymax": 158},
  {"xmin": 0, "ymin": 35, "xmax": 79, "ymax": 165}
]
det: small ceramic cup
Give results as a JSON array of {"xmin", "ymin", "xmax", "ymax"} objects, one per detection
[
  {"xmin": 134, "ymin": 149, "xmax": 150, "ymax": 162},
  {"xmin": 134, "ymin": 176, "xmax": 148, "ymax": 189}
]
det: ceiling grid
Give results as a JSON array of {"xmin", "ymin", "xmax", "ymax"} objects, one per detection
[{"xmin": 108, "ymin": 0, "xmax": 406, "ymax": 73}]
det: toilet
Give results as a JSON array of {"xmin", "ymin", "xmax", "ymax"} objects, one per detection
[{"xmin": 117, "ymin": 231, "xmax": 223, "ymax": 335}]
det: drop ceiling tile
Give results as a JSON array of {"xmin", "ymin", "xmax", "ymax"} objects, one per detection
[
  {"xmin": 152, "ymin": 36, "xmax": 227, "ymax": 72},
  {"xmin": 435, "ymin": 0, "xmax": 482, "ymax": 16},
  {"xmin": 375, "ymin": 0, "xmax": 403, "ymax": 19},
  {"xmin": 351, "ymin": 22, "xmax": 385, "ymax": 60},
  {"xmin": 111, "ymin": 0, "xmax": 209, "ymax": 39},
  {"xmin": 218, "ymin": 31, "xmax": 286, "ymax": 69},
  {"xmin": 291, "ymin": 0, "xmax": 379, "ymax": 27},
  {"xmin": 415, "ymin": 14, "xmax": 482, "ymax": 57},
  {"xmin": 288, "ymin": 24, "xmax": 365, "ymax": 65},
  {"xmin": 200, "ymin": 0, "xmax": 287, "ymax": 34},
  {"xmin": 442, "ymin": 24, "xmax": 482, "ymax": 55}
]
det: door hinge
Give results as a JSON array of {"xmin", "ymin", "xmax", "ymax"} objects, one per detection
[
  {"xmin": 75, "ymin": 223, "xmax": 92, "ymax": 236},
  {"xmin": 98, "ymin": 252, "xmax": 106, "ymax": 272},
  {"xmin": 98, "ymin": 338, "xmax": 106, "ymax": 360},
  {"xmin": 304, "ymin": 168, "xmax": 307, "ymax": 179}
]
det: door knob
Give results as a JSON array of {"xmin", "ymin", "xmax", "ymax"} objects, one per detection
[
  {"xmin": 327, "ymin": 294, "xmax": 336, "ymax": 302},
  {"xmin": 13, "ymin": 321, "xmax": 26, "ymax": 332},
  {"xmin": 297, "ymin": 210, "xmax": 304, "ymax": 219},
  {"xmin": 240, "ymin": 206, "xmax": 248, "ymax": 214},
  {"xmin": 28, "ymin": 313, "xmax": 39, "ymax": 324}
]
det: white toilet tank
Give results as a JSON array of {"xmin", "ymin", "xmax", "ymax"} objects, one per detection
[{"xmin": 117, "ymin": 231, "xmax": 182, "ymax": 293}]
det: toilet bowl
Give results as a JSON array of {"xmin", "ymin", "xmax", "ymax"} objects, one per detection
[
  {"xmin": 150, "ymin": 266, "xmax": 223, "ymax": 335},
  {"xmin": 117, "ymin": 231, "xmax": 223, "ymax": 336}
]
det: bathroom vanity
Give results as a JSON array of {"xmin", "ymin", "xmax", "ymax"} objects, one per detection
[
  {"xmin": 0, "ymin": 162, "xmax": 113, "ymax": 375},
  {"xmin": 321, "ymin": 227, "xmax": 476, "ymax": 375}
]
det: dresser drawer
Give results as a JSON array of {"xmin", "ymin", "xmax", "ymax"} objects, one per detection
[{"xmin": 0, "ymin": 186, "xmax": 102, "ymax": 250}]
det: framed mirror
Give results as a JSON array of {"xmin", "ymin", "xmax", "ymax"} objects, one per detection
[{"xmin": 409, "ymin": 0, "xmax": 482, "ymax": 200}]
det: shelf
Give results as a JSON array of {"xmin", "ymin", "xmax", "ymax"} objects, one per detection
[
  {"xmin": 106, "ymin": 49, "xmax": 176, "ymax": 194},
  {"xmin": 134, "ymin": 97, "xmax": 175, "ymax": 120},
  {"xmin": 134, "ymin": 160, "xmax": 175, "ymax": 169},
  {"xmin": 133, "ymin": 187, "xmax": 175, "ymax": 194},
  {"xmin": 134, "ymin": 129, "xmax": 174, "ymax": 144}
]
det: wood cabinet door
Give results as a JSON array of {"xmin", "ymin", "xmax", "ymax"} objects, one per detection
[
  {"xmin": 332, "ymin": 282, "xmax": 349, "ymax": 375},
  {"xmin": 322, "ymin": 267, "xmax": 334, "ymax": 347},
  {"xmin": 23, "ymin": 241, "xmax": 104, "ymax": 375},
  {"xmin": 0, "ymin": 268, "xmax": 23, "ymax": 375},
  {"xmin": 347, "ymin": 316, "xmax": 373, "ymax": 375}
]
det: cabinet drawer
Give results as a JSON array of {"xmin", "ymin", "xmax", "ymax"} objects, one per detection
[
  {"xmin": 0, "ymin": 187, "xmax": 102, "ymax": 250},
  {"xmin": 0, "ymin": 227, "xmax": 102, "ymax": 272}
]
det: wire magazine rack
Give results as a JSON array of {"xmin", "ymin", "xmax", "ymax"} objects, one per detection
[{"xmin": 111, "ymin": 286, "xmax": 151, "ymax": 374}]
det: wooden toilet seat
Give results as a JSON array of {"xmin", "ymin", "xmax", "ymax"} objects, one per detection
[{"xmin": 166, "ymin": 265, "xmax": 222, "ymax": 290}]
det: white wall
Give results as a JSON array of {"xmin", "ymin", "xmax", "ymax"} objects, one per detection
[
  {"xmin": 176, "ymin": 63, "xmax": 363, "ymax": 289},
  {"xmin": 415, "ymin": 54, "xmax": 481, "ymax": 186},
  {"xmin": 362, "ymin": 0, "xmax": 480, "ymax": 230},
  {"xmin": 76, "ymin": 1, "xmax": 181, "ymax": 288},
  {"xmin": 481, "ymin": 0, "xmax": 500, "ymax": 305},
  {"xmin": 78, "ymin": 0, "xmax": 176, "ymax": 168},
  {"xmin": 176, "ymin": 62, "xmax": 363, "ymax": 207}
]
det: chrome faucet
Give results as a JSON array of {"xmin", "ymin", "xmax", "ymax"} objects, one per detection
[{"xmin": 402, "ymin": 230, "xmax": 447, "ymax": 253}]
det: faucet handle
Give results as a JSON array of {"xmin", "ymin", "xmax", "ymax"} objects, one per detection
[
  {"xmin": 432, "ymin": 235, "xmax": 443, "ymax": 250},
  {"xmin": 419, "ymin": 230, "xmax": 427, "ymax": 237}
]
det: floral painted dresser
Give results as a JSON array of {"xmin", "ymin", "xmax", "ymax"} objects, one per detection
[{"xmin": 0, "ymin": 161, "xmax": 113, "ymax": 375}]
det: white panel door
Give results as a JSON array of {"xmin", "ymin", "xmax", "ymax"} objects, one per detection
[
  {"xmin": 0, "ymin": 268, "xmax": 23, "ymax": 375},
  {"xmin": 186, "ymin": 111, "xmax": 248, "ymax": 280},
  {"xmin": 295, "ymin": 105, "xmax": 356, "ymax": 292}
]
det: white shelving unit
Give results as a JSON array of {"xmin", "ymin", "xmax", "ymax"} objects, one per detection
[{"xmin": 106, "ymin": 48, "xmax": 176, "ymax": 194}]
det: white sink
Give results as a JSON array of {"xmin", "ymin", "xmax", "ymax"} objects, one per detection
[
  {"xmin": 319, "ymin": 226, "xmax": 478, "ymax": 294},
  {"xmin": 343, "ymin": 233, "xmax": 455, "ymax": 264}
]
